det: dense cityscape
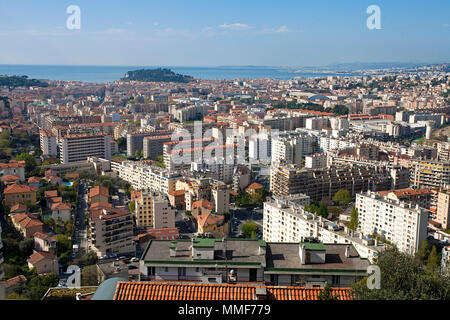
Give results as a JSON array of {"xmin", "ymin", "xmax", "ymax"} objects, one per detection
[{"xmin": 0, "ymin": 62, "xmax": 448, "ymax": 301}]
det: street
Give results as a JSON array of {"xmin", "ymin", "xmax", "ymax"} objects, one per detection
[
  {"xmin": 74, "ymin": 180, "xmax": 89, "ymax": 262},
  {"xmin": 229, "ymin": 204, "xmax": 263, "ymax": 238}
]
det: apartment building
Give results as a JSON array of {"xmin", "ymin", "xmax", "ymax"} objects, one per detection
[
  {"xmin": 89, "ymin": 207, "xmax": 135, "ymax": 257},
  {"xmin": 139, "ymin": 237, "xmax": 369, "ymax": 288},
  {"xmin": 164, "ymin": 144, "xmax": 236, "ymax": 172},
  {"xmin": 356, "ymin": 191, "xmax": 428, "ymax": 255},
  {"xmin": 232, "ymin": 165, "xmax": 250, "ymax": 191},
  {"xmin": 263, "ymin": 194, "xmax": 382, "ymax": 262},
  {"xmin": 59, "ymin": 133, "xmax": 111, "ymax": 164},
  {"xmin": 270, "ymin": 163, "xmax": 392, "ymax": 201},
  {"xmin": 328, "ymin": 155, "xmax": 410, "ymax": 190},
  {"xmin": 211, "ymin": 181, "xmax": 230, "ymax": 214},
  {"xmin": 39, "ymin": 129, "xmax": 58, "ymax": 158},
  {"xmin": 409, "ymin": 160, "xmax": 450, "ymax": 189},
  {"xmin": 305, "ymin": 153, "xmax": 327, "ymax": 169},
  {"xmin": 114, "ymin": 161, "xmax": 181, "ymax": 195},
  {"xmin": 319, "ymin": 136, "xmax": 356, "ymax": 153},
  {"xmin": 191, "ymin": 161, "xmax": 234, "ymax": 184},
  {"xmin": 126, "ymin": 130, "xmax": 173, "ymax": 157},
  {"xmin": 377, "ymin": 188, "xmax": 433, "ymax": 210},
  {"xmin": 134, "ymin": 191, "xmax": 175, "ymax": 229},
  {"xmin": 176, "ymin": 177, "xmax": 212, "ymax": 211},
  {"xmin": 435, "ymin": 191, "xmax": 450, "ymax": 230},
  {"xmin": 142, "ymin": 135, "xmax": 172, "ymax": 160},
  {"xmin": 271, "ymin": 132, "xmax": 319, "ymax": 165}
]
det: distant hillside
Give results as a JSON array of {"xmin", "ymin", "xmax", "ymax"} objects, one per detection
[
  {"xmin": 0, "ymin": 75, "xmax": 49, "ymax": 88},
  {"xmin": 122, "ymin": 68, "xmax": 194, "ymax": 83}
]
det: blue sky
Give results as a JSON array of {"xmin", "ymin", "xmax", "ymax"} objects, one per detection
[{"xmin": 0, "ymin": 0, "xmax": 449, "ymax": 66}]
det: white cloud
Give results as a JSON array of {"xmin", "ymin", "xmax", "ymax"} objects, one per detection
[
  {"xmin": 218, "ymin": 23, "xmax": 252, "ymax": 30},
  {"xmin": 276, "ymin": 25, "xmax": 289, "ymax": 33}
]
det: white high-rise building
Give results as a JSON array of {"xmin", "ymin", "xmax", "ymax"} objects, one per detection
[
  {"xmin": 114, "ymin": 161, "xmax": 181, "ymax": 196},
  {"xmin": 271, "ymin": 132, "xmax": 318, "ymax": 165},
  {"xmin": 356, "ymin": 191, "xmax": 428, "ymax": 255},
  {"xmin": 39, "ymin": 130, "xmax": 58, "ymax": 158},
  {"xmin": 135, "ymin": 191, "xmax": 176, "ymax": 229},
  {"xmin": 59, "ymin": 133, "xmax": 111, "ymax": 163},
  {"xmin": 211, "ymin": 181, "xmax": 230, "ymax": 214},
  {"xmin": 263, "ymin": 194, "xmax": 382, "ymax": 262}
]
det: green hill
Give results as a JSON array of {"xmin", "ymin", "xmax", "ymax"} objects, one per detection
[
  {"xmin": 0, "ymin": 75, "xmax": 49, "ymax": 88},
  {"xmin": 122, "ymin": 68, "xmax": 194, "ymax": 83}
]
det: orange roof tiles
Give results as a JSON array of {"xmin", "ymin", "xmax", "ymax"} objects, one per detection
[
  {"xmin": 0, "ymin": 160, "xmax": 26, "ymax": 169},
  {"xmin": 10, "ymin": 203, "xmax": 27, "ymax": 213},
  {"xmin": 192, "ymin": 199, "xmax": 214, "ymax": 211},
  {"xmin": 4, "ymin": 184, "xmax": 37, "ymax": 194},
  {"xmin": 246, "ymin": 182, "xmax": 264, "ymax": 191},
  {"xmin": 196, "ymin": 212, "xmax": 224, "ymax": 228},
  {"xmin": 89, "ymin": 185, "xmax": 109, "ymax": 198},
  {"xmin": 114, "ymin": 282, "xmax": 256, "ymax": 300},
  {"xmin": 265, "ymin": 286, "xmax": 353, "ymax": 300},
  {"xmin": 50, "ymin": 202, "xmax": 71, "ymax": 210},
  {"xmin": 44, "ymin": 190, "xmax": 58, "ymax": 198},
  {"xmin": 113, "ymin": 282, "xmax": 353, "ymax": 300},
  {"xmin": 28, "ymin": 250, "xmax": 57, "ymax": 265}
]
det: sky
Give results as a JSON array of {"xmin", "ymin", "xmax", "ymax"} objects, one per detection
[{"xmin": 0, "ymin": 0, "xmax": 449, "ymax": 67}]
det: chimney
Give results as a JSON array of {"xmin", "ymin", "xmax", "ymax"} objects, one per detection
[
  {"xmin": 299, "ymin": 244, "xmax": 306, "ymax": 265},
  {"xmin": 374, "ymin": 238, "xmax": 378, "ymax": 246},
  {"xmin": 359, "ymin": 232, "xmax": 363, "ymax": 239},
  {"xmin": 345, "ymin": 246, "xmax": 350, "ymax": 258},
  {"xmin": 255, "ymin": 287, "xmax": 267, "ymax": 300}
]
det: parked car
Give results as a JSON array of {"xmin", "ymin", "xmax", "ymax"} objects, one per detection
[{"xmin": 130, "ymin": 257, "xmax": 139, "ymax": 262}]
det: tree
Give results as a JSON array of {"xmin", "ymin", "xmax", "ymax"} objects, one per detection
[
  {"xmin": 332, "ymin": 104, "xmax": 349, "ymax": 116},
  {"xmin": 24, "ymin": 273, "xmax": 59, "ymax": 300},
  {"xmin": 317, "ymin": 283, "xmax": 338, "ymax": 300},
  {"xmin": 129, "ymin": 200, "xmax": 136, "ymax": 213},
  {"xmin": 19, "ymin": 238, "xmax": 35, "ymax": 257},
  {"xmin": 81, "ymin": 265, "xmax": 99, "ymax": 286},
  {"xmin": 81, "ymin": 251, "xmax": 98, "ymax": 267},
  {"xmin": 352, "ymin": 246, "xmax": 450, "ymax": 300},
  {"xmin": 332, "ymin": 189, "xmax": 352, "ymax": 206},
  {"xmin": 241, "ymin": 221, "xmax": 258, "ymax": 238},
  {"xmin": 16, "ymin": 152, "xmax": 37, "ymax": 174},
  {"xmin": 418, "ymin": 240, "xmax": 431, "ymax": 262},
  {"xmin": 348, "ymin": 207, "xmax": 359, "ymax": 231},
  {"xmin": 426, "ymin": 245, "xmax": 439, "ymax": 270}
]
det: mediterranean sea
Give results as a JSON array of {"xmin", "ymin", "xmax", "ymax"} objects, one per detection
[{"xmin": 0, "ymin": 65, "xmax": 364, "ymax": 83}]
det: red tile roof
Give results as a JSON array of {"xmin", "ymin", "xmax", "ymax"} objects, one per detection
[
  {"xmin": 28, "ymin": 250, "xmax": 57, "ymax": 265},
  {"xmin": 114, "ymin": 282, "xmax": 257, "ymax": 300},
  {"xmin": 192, "ymin": 199, "xmax": 214, "ymax": 211},
  {"xmin": 246, "ymin": 182, "xmax": 264, "ymax": 191},
  {"xmin": 266, "ymin": 286, "xmax": 353, "ymax": 300},
  {"xmin": 0, "ymin": 160, "xmax": 25, "ymax": 168},
  {"xmin": 10, "ymin": 203, "xmax": 28, "ymax": 213},
  {"xmin": 4, "ymin": 184, "xmax": 36, "ymax": 194},
  {"xmin": 89, "ymin": 185, "xmax": 109, "ymax": 198},
  {"xmin": 44, "ymin": 190, "xmax": 58, "ymax": 198},
  {"xmin": 50, "ymin": 202, "xmax": 72, "ymax": 210},
  {"xmin": 113, "ymin": 282, "xmax": 353, "ymax": 300}
]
